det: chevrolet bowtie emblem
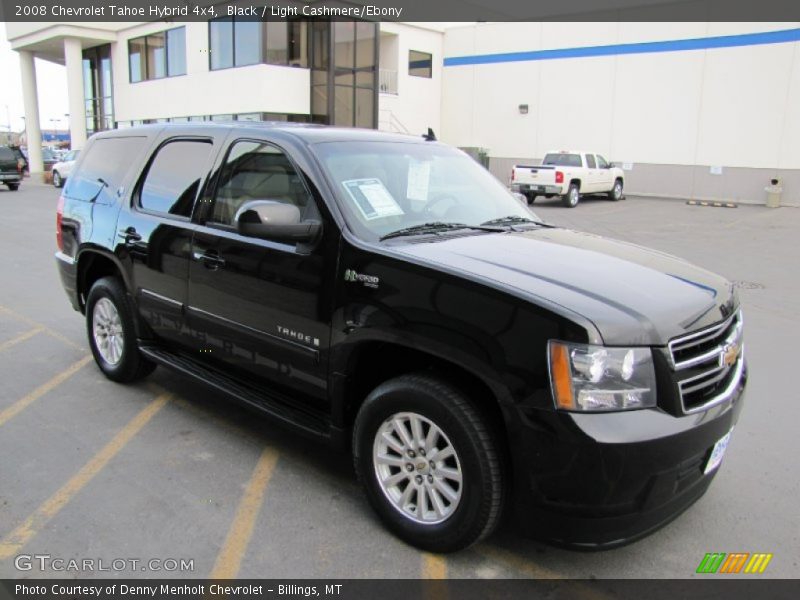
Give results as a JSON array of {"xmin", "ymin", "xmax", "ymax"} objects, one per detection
[{"xmin": 721, "ymin": 342, "xmax": 740, "ymax": 367}]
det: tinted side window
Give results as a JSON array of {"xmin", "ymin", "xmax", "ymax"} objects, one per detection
[
  {"xmin": 211, "ymin": 141, "xmax": 311, "ymax": 225},
  {"xmin": 139, "ymin": 140, "xmax": 213, "ymax": 217},
  {"xmin": 586, "ymin": 154, "xmax": 596, "ymax": 168},
  {"xmin": 67, "ymin": 137, "xmax": 147, "ymax": 202}
]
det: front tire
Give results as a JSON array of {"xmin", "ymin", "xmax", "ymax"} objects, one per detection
[
  {"xmin": 524, "ymin": 192, "xmax": 536, "ymax": 205},
  {"xmin": 52, "ymin": 170, "xmax": 63, "ymax": 188},
  {"xmin": 353, "ymin": 373, "xmax": 504, "ymax": 552},
  {"xmin": 86, "ymin": 276, "xmax": 156, "ymax": 383},
  {"xmin": 608, "ymin": 179, "xmax": 623, "ymax": 201},
  {"xmin": 562, "ymin": 183, "xmax": 580, "ymax": 208}
]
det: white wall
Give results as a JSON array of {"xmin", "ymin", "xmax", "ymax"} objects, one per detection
[
  {"xmin": 378, "ymin": 22, "xmax": 443, "ymax": 136},
  {"xmin": 442, "ymin": 22, "xmax": 800, "ymax": 170},
  {"xmin": 111, "ymin": 22, "xmax": 310, "ymax": 122}
]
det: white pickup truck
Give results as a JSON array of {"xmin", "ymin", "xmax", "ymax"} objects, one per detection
[{"xmin": 512, "ymin": 151, "xmax": 624, "ymax": 208}]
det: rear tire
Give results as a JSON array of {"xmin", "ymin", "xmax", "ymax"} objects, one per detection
[
  {"xmin": 608, "ymin": 179, "xmax": 623, "ymax": 201},
  {"xmin": 353, "ymin": 373, "xmax": 504, "ymax": 553},
  {"xmin": 6, "ymin": 183, "xmax": 19, "ymax": 191},
  {"xmin": 86, "ymin": 276, "xmax": 156, "ymax": 383},
  {"xmin": 524, "ymin": 192, "xmax": 536, "ymax": 205},
  {"xmin": 562, "ymin": 183, "xmax": 580, "ymax": 208}
]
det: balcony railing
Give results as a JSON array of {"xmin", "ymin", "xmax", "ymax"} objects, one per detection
[{"xmin": 379, "ymin": 69, "xmax": 398, "ymax": 95}]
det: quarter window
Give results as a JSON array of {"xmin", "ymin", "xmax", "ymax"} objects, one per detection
[
  {"xmin": 409, "ymin": 50, "xmax": 432, "ymax": 78},
  {"xmin": 139, "ymin": 140, "xmax": 213, "ymax": 217},
  {"xmin": 211, "ymin": 141, "xmax": 311, "ymax": 226},
  {"xmin": 67, "ymin": 137, "xmax": 147, "ymax": 202}
]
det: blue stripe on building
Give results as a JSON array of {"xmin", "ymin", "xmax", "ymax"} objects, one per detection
[{"xmin": 443, "ymin": 27, "xmax": 800, "ymax": 67}]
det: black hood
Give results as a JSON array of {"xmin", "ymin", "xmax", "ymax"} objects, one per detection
[{"xmin": 392, "ymin": 228, "xmax": 737, "ymax": 345}]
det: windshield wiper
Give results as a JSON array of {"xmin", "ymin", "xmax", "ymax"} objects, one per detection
[
  {"xmin": 380, "ymin": 221, "xmax": 504, "ymax": 241},
  {"xmin": 480, "ymin": 215, "xmax": 551, "ymax": 228}
]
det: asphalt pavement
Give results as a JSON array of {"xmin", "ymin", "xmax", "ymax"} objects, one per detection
[{"xmin": 0, "ymin": 181, "xmax": 797, "ymax": 580}]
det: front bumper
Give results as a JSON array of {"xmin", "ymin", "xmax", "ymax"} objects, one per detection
[{"xmin": 505, "ymin": 364, "xmax": 746, "ymax": 549}]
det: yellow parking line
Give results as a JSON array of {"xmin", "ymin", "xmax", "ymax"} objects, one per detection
[
  {"xmin": 210, "ymin": 447, "xmax": 279, "ymax": 579},
  {"xmin": 0, "ymin": 305, "xmax": 84, "ymax": 351},
  {"xmin": 0, "ymin": 327, "xmax": 43, "ymax": 352},
  {"xmin": 0, "ymin": 355, "xmax": 92, "ymax": 427},
  {"xmin": 421, "ymin": 552, "xmax": 448, "ymax": 579},
  {"xmin": 0, "ymin": 392, "xmax": 171, "ymax": 559},
  {"xmin": 475, "ymin": 545, "xmax": 561, "ymax": 579}
]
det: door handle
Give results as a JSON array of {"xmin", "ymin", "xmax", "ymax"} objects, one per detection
[
  {"xmin": 117, "ymin": 227, "xmax": 142, "ymax": 244},
  {"xmin": 192, "ymin": 250, "xmax": 226, "ymax": 269}
]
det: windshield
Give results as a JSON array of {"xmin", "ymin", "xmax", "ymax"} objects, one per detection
[
  {"xmin": 312, "ymin": 141, "xmax": 540, "ymax": 242},
  {"xmin": 543, "ymin": 153, "xmax": 582, "ymax": 167}
]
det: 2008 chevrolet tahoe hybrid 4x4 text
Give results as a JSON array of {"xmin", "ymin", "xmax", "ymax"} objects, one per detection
[{"xmin": 55, "ymin": 124, "xmax": 746, "ymax": 552}]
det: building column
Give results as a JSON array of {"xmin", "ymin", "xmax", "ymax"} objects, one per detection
[
  {"xmin": 18, "ymin": 50, "xmax": 43, "ymax": 177},
  {"xmin": 64, "ymin": 37, "xmax": 87, "ymax": 149}
]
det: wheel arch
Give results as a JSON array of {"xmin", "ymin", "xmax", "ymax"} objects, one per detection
[
  {"xmin": 334, "ymin": 339, "xmax": 512, "ymax": 464},
  {"xmin": 76, "ymin": 248, "xmax": 131, "ymax": 313}
]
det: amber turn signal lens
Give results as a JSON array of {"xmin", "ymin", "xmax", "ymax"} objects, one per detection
[{"xmin": 549, "ymin": 342, "xmax": 574, "ymax": 410}]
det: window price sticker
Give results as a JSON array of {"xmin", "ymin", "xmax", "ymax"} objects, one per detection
[{"xmin": 343, "ymin": 179, "xmax": 405, "ymax": 221}]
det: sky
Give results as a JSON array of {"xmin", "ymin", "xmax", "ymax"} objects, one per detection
[{"xmin": 0, "ymin": 22, "xmax": 69, "ymax": 134}]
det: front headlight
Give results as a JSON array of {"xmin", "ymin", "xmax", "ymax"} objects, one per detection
[{"xmin": 548, "ymin": 341, "xmax": 657, "ymax": 412}]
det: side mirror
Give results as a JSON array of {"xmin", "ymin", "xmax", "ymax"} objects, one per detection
[{"xmin": 234, "ymin": 200, "xmax": 321, "ymax": 243}]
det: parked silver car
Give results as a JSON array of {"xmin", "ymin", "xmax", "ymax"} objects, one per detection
[{"xmin": 51, "ymin": 149, "xmax": 80, "ymax": 188}]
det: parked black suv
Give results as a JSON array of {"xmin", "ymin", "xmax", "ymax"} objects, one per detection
[
  {"xmin": 0, "ymin": 146, "xmax": 23, "ymax": 190},
  {"xmin": 56, "ymin": 124, "xmax": 746, "ymax": 552}
]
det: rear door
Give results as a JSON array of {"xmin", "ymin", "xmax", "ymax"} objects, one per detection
[
  {"xmin": 116, "ymin": 132, "xmax": 224, "ymax": 348},
  {"xmin": 186, "ymin": 137, "xmax": 335, "ymax": 408}
]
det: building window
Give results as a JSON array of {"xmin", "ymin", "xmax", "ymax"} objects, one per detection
[
  {"xmin": 209, "ymin": 19, "xmax": 309, "ymax": 70},
  {"xmin": 409, "ymin": 50, "xmax": 432, "ymax": 78},
  {"xmin": 128, "ymin": 26, "xmax": 186, "ymax": 82}
]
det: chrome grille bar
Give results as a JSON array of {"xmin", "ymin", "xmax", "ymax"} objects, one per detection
[{"xmin": 668, "ymin": 311, "xmax": 744, "ymax": 413}]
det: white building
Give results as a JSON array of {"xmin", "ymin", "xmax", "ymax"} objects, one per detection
[{"xmin": 6, "ymin": 20, "xmax": 799, "ymax": 203}]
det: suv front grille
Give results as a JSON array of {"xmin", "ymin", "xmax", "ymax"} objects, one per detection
[{"xmin": 668, "ymin": 311, "xmax": 744, "ymax": 413}]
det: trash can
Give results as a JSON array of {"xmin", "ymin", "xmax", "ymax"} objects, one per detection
[{"xmin": 765, "ymin": 179, "xmax": 782, "ymax": 208}]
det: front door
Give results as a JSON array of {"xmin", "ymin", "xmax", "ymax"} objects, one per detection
[
  {"xmin": 187, "ymin": 138, "xmax": 334, "ymax": 408},
  {"xmin": 595, "ymin": 154, "xmax": 613, "ymax": 190}
]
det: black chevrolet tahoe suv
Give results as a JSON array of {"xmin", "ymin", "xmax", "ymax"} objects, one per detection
[{"xmin": 56, "ymin": 123, "xmax": 746, "ymax": 552}]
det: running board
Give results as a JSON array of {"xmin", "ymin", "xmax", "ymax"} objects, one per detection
[{"xmin": 139, "ymin": 345, "xmax": 331, "ymax": 440}]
